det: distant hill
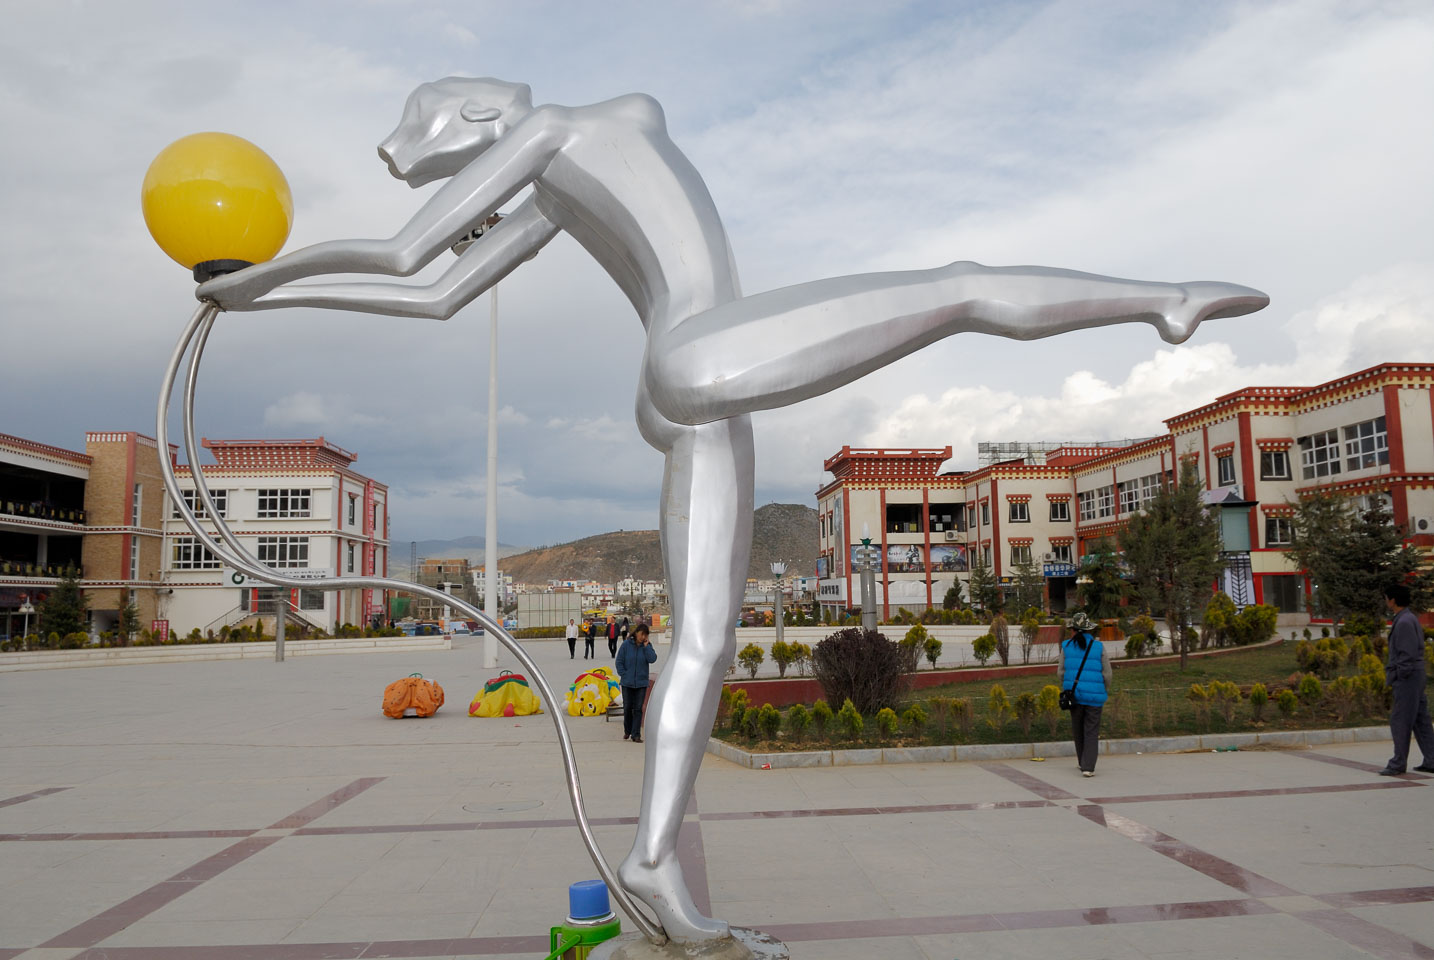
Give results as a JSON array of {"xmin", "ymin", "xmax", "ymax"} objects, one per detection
[
  {"xmin": 388, "ymin": 535, "xmax": 529, "ymax": 579},
  {"xmin": 499, "ymin": 503, "xmax": 818, "ymax": 585}
]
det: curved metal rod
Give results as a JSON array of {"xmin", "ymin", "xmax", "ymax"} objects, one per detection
[{"xmin": 157, "ymin": 300, "xmax": 665, "ymax": 944}]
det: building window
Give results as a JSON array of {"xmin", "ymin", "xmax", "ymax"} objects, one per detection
[
  {"xmin": 373, "ymin": 503, "xmax": 381, "ymax": 529},
  {"xmin": 1141, "ymin": 473, "xmax": 1163, "ymax": 506},
  {"xmin": 1343, "ymin": 416, "xmax": 1389, "ymax": 472},
  {"xmin": 129, "ymin": 538, "xmax": 140, "ymax": 580},
  {"xmin": 1216, "ymin": 454, "xmax": 1236, "ymax": 487},
  {"xmin": 1299, "ymin": 430, "xmax": 1341, "ymax": 480},
  {"xmin": 1260, "ymin": 450, "xmax": 1291, "ymax": 480},
  {"xmin": 981, "ymin": 544, "xmax": 992, "ymax": 566},
  {"xmin": 1008, "ymin": 501, "xmax": 1029, "ymax": 523},
  {"xmin": 1355, "ymin": 492, "xmax": 1393, "ymax": 521},
  {"xmin": 1117, "ymin": 480, "xmax": 1140, "ymax": 514},
  {"xmin": 1051, "ymin": 543, "xmax": 1072, "ymax": 563},
  {"xmin": 1265, "ymin": 517, "xmax": 1293, "ymax": 546},
  {"xmin": 257, "ymin": 536, "xmax": 309, "ymax": 568},
  {"xmin": 1077, "ymin": 490, "xmax": 1094, "ymax": 520},
  {"xmin": 1050, "ymin": 500, "xmax": 1070, "ymax": 522},
  {"xmin": 1093, "ymin": 485, "xmax": 1114, "ymax": 519},
  {"xmin": 1010, "ymin": 544, "xmax": 1032, "ymax": 566},
  {"xmin": 980, "ymin": 501, "xmax": 990, "ymax": 527},
  {"xmin": 171, "ymin": 535, "xmax": 221, "ymax": 570},
  {"xmin": 347, "ymin": 542, "xmax": 356, "ymax": 573},
  {"xmin": 299, "ymin": 589, "xmax": 325, "ymax": 611},
  {"xmin": 347, "ymin": 495, "xmax": 357, "ymax": 525},
  {"xmin": 257, "ymin": 489, "xmax": 311, "ymax": 519},
  {"xmin": 173, "ymin": 489, "xmax": 228, "ymax": 520},
  {"xmin": 132, "ymin": 483, "xmax": 142, "ymax": 526}
]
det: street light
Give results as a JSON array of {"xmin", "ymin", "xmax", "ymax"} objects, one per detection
[
  {"xmin": 18, "ymin": 601, "xmax": 34, "ymax": 640},
  {"xmin": 858, "ymin": 524, "xmax": 879, "ymax": 632},
  {"xmin": 770, "ymin": 560, "xmax": 788, "ymax": 648}
]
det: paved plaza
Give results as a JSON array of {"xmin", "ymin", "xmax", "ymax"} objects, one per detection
[{"xmin": 2, "ymin": 636, "xmax": 1432, "ymax": 960}]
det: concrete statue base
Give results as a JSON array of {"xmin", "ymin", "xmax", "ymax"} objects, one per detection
[{"xmin": 589, "ymin": 928, "xmax": 790, "ymax": 960}]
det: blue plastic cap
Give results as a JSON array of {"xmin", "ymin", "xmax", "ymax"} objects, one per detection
[{"xmin": 568, "ymin": 879, "xmax": 611, "ymax": 920}]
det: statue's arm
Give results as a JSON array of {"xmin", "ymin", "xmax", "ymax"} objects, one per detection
[
  {"xmin": 234, "ymin": 196, "xmax": 559, "ymax": 320},
  {"xmin": 198, "ymin": 111, "xmax": 564, "ymax": 309}
]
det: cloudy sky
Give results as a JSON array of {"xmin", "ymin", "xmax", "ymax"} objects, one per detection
[{"xmin": 2, "ymin": 0, "xmax": 1431, "ymax": 548}]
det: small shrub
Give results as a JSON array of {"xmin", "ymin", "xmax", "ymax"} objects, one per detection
[
  {"xmin": 1013, "ymin": 692, "xmax": 1037, "ymax": 737},
  {"xmin": 1019, "ymin": 610, "xmax": 1041, "ymax": 665},
  {"xmin": 972, "ymin": 633, "xmax": 997, "ymax": 665},
  {"xmin": 1231, "ymin": 604, "xmax": 1278, "ymax": 645},
  {"xmin": 951, "ymin": 697, "xmax": 974, "ymax": 739},
  {"xmin": 991, "ymin": 613, "xmax": 1010, "ymax": 666},
  {"xmin": 901, "ymin": 703, "xmax": 927, "ymax": 736},
  {"xmin": 1186, "ymin": 683, "xmax": 1210, "ymax": 728},
  {"xmin": 1298, "ymin": 673, "xmax": 1323, "ymax": 705},
  {"xmin": 1324, "ymin": 676, "xmax": 1358, "ymax": 722},
  {"xmin": 899, "ymin": 624, "xmax": 928, "ymax": 673},
  {"xmin": 1277, "ymin": 689, "xmax": 1298, "ymax": 718},
  {"xmin": 727, "ymin": 689, "xmax": 750, "ymax": 732},
  {"xmin": 836, "ymin": 698, "xmax": 864, "ymax": 738},
  {"xmin": 1342, "ymin": 611, "xmax": 1384, "ymax": 639},
  {"xmin": 769, "ymin": 639, "xmax": 793, "ymax": 678},
  {"xmin": 811, "ymin": 699, "xmax": 834, "ymax": 738},
  {"xmin": 756, "ymin": 703, "xmax": 782, "ymax": 739},
  {"xmin": 875, "ymin": 707, "xmax": 899, "ymax": 739},
  {"xmin": 785, "ymin": 703, "xmax": 812, "ymax": 742},
  {"xmin": 1249, "ymin": 683, "xmax": 1268, "ymax": 723},
  {"xmin": 788, "ymin": 641, "xmax": 812, "ymax": 676},
  {"xmin": 1345, "ymin": 636, "xmax": 1369, "ymax": 666},
  {"xmin": 986, "ymin": 684, "xmax": 1011, "ymax": 731},
  {"xmin": 923, "ymin": 635, "xmax": 943, "ymax": 669},
  {"xmin": 740, "ymin": 706, "xmax": 761, "ymax": 738},
  {"xmin": 737, "ymin": 643, "xmax": 765, "ymax": 679},
  {"xmin": 1037, "ymin": 685, "xmax": 1061, "ymax": 736},
  {"xmin": 1125, "ymin": 634, "xmax": 1148, "ymax": 660},
  {"xmin": 928, "ymin": 697, "xmax": 953, "ymax": 737},
  {"xmin": 1208, "ymin": 680, "xmax": 1241, "ymax": 725}
]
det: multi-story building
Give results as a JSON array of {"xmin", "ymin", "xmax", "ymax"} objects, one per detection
[
  {"xmin": 1, "ymin": 433, "xmax": 90, "ymax": 637},
  {"xmin": 816, "ymin": 362, "xmax": 1434, "ymax": 621},
  {"xmin": 162, "ymin": 437, "xmax": 390, "ymax": 634}
]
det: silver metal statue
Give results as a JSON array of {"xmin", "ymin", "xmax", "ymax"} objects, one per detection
[{"xmin": 199, "ymin": 77, "xmax": 1268, "ymax": 943}]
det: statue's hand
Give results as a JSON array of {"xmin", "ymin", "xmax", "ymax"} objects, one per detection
[{"xmin": 196, "ymin": 264, "xmax": 282, "ymax": 310}]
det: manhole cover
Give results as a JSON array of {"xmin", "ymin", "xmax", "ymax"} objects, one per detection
[{"xmin": 463, "ymin": 799, "xmax": 544, "ymax": 813}]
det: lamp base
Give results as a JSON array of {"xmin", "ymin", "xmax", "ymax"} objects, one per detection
[
  {"xmin": 193, "ymin": 259, "xmax": 253, "ymax": 283},
  {"xmin": 589, "ymin": 927, "xmax": 788, "ymax": 960}
]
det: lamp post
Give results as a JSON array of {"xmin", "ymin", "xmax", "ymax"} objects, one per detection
[
  {"xmin": 858, "ymin": 524, "xmax": 878, "ymax": 632},
  {"xmin": 18, "ymin": 600, "xmax": 34, "ymax": 640},
  {"xmin": 770, "ymin": 560, "xmax": 787, "ymax": 648}
]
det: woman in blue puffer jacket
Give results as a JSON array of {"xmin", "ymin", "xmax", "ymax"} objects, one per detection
[{"xmin": 1057, "ymin": 612, "xmax": 1113, "ymax": 777}]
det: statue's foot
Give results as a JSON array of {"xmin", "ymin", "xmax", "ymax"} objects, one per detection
[
  {"xmin": 619, "ymin": 851, "xmax": 730, "ymax": 943},
  {"xmin": 1157, "ymin": 282, "xmax": 1270, "ymax": 344}
]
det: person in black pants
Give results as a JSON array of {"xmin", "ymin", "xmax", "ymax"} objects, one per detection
[
  {"xmin": 584, "ymin": 620, "xmax": 597, "ymax": 659},
  {"xmin": 607, "ymin": 617, "xmax": 619, "ymax": 657},
  {"xmin": 616, "ymin": 623, "xmax": 658, "ymax": 742},
  {"xmin": 565, "ymin": 619, "xmax": 579, "ymax": 659},
  {"xmin": 1378, "ymin": 583, "xmax": 1434, "ymax": 776},
  {"xmin": 1057, "ymin": 612, "xmax": 1112, "ymax": 777}
]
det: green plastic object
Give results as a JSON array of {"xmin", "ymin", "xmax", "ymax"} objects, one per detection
[{"xmin": 546, "ymin": 916, "xmax": 621, "ymax": 960}]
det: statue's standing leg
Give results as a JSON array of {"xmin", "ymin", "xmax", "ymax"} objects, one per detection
[{"xmin": 620, "ymin": 403, "xmax": 753, "ymax": 943}]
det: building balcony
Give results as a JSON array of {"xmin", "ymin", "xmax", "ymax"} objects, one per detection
[
  {"xmin": 1, "ymin": 500, "xmax": 86, "ymax": 525},
  {"xmin": 0, "ymin": 560, "xmax": 83, "ymax": 579}
]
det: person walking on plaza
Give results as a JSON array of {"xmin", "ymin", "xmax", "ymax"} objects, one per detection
[
  {"xmin": 1058, "ymin": 612, "xmax": 1111, "ymax": 777},
  {"xmin": 616, "ymin": 623, "xmax": 658, "ymax": 742},
  {"xmin": 565, "ymin": 618, "xmax": 579, "ymax": 659},
  {"xmin": 607, "ymin": 616, "xmax": 620, "ymax": 658},
  {"xmin": 619, "ymin": 616, "xmax": 631, "ymax": 647},
  {"xmin": 584, "ymin": 619, "xmax": 597, "ymax": 659},
  {"xmin": 1378, "ymin": 583, "xmax": 1434, "ymax": 776}
]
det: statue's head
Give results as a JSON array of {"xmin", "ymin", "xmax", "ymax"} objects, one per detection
[{"xmin": 378, "ymin": 77, "xmax": 533, "ymax": 187}]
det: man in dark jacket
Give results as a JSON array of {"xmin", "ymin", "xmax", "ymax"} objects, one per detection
[
  {"xmin": 615, "ymin": 623, "xmax": 658, "ymax": 742},
  {"xmin": 607, "ymin": 617, "xmax": 620, "ymax": 658},
  {"xmin": 1379, "ymin": 583, "xmax": 1434, "ymax": 775}
]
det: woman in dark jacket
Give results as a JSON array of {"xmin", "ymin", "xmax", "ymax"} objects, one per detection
[{"xmin": 1057, "ymin": 612, "xmax": 1113, "ymax": 777}]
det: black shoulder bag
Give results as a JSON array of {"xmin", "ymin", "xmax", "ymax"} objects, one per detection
[{"xmin": 1059, "ymin": 636, "xmax": 1095, "ymax": 711}]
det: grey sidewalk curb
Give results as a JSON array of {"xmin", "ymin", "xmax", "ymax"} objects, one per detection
[
  {"xmin": 0, "ymin": 635, "xmax": 452, "ymax": 672},
  {"xmin": 705, "ymin": 725, "xmax": 1390, "ymax": 769}
]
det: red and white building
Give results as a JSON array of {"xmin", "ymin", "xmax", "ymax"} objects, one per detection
[
  {"xmin": 816, "ymin": 362, "xmax": 1434, "ymax": 621},
  {"xmin": 164, "ymin": 437, "xmax": 391, "ymax": 634}
]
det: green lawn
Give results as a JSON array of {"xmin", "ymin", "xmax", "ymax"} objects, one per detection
[{"xmin": 715, "ymin": 640, "xmax": 1423, "ymax": 752}]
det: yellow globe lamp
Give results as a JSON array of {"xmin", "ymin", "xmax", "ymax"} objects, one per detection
[{"xmin": 142, "ymin": 132, "xmax": 293, "ymax": 282}]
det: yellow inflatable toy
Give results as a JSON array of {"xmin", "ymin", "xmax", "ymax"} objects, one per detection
[
  {"xmin": 565, "ymin": 667, "xmax": 622, "ymax": 717},
  {"xmin": 469, "ymin": 671, "xmax": 544, "ymax": 718}
]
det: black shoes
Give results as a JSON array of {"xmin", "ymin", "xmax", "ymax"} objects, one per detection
[
  {"xmin": 1377, "ymin": 767, "xmax": 1405, "ymax": 776},
  {"xmin": 632, "ymin": 736, "xmax": 643, "ymax": 743},
  {"xmin": 1413, "ymin": 764, "xmax": 1434, "ymax": 774}
]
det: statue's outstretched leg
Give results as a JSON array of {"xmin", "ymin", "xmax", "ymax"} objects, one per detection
[
  {"xmin": 646, "ymin": 261, "xmax": 1267, "ymax": 425},
  {"xmin": 618, "ymin": 408, "xmax": 753, "ymax": 943}
]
